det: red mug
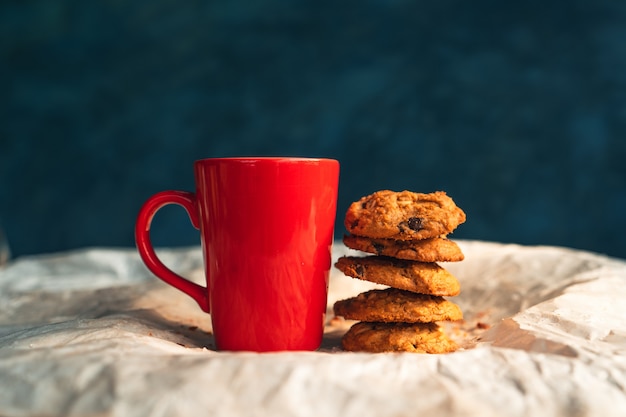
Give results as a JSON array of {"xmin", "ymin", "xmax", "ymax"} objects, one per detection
[{"xmin": 135, "ymin": 157, "xmax": 340, "ymax": 351}]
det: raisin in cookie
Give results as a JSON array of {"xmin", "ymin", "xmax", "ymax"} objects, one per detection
[
  {"xmin": 335, "ymin": 256, "xmax": 461, "ymax": 296},
  {"xmin": 343, "ymin": 234, "xmax": 464, "ymax": 262},
  {"xmin": 334, "ymin": 288, "xmax": 463, "ymax": 323},
  {"xmin": 341, "ymin": 321, "xmax": 458, "ymax": 353},
  {"xmin": 344, "ymin": 190, "xmax": 466, "ymax": 240}
]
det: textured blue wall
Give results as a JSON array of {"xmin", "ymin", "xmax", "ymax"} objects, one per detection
[{"xmin": 2, "ymin": 0, "xmax": 626, "ymax": 259}]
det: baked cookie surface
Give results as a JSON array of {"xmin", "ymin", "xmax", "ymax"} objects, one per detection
[
  {"xmin": 334, "ymin": 256, "xmax": 461, "ymax": 296},
  {"xmin": 343, "ymin": 234, "xmax": 464, "ymax": 262},
  {"xmin": 333, "ymin": 288, "xmax": 463, "ymax": 323},
  {"xmin": 341, "ymin": 321, "xmax": 458, "ymax": 353},
  {"xmin": 344, "ymin": 190, "xmax": 466, "ymax": 240}
]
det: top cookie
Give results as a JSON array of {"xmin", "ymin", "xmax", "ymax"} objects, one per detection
[{"xmin": 344, "ymin": 190, "xmax": 466, "ymax": 240}]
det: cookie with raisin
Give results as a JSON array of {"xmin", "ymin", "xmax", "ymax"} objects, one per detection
[
  {"xmin": 333, "ymin": 288, "xmax": 463, "ymax": 323},
  {"xmin": 343, "ymin": 234, "xmax": 464, "ymax": 262},
  {"xmin": 344, "ymin": 190, "xmax": 466, "ymax": 241},
  {"xmin": 334, "ymin": 256, "xmax": 461, "ymax": 296}
]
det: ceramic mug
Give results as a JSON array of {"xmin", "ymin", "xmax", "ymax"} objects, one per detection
[{"xmin": 135, "ymin": 157, "xmax": 340, "ymax": 352}]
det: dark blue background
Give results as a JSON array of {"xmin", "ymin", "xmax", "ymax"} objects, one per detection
[{"xmin": 2, "ymin": 1, "xmax": 625, "ymax": 259}]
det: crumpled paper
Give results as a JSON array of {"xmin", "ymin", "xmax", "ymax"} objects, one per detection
[{"xmin": 1, "ymin": 241, "xmax": 626, "ymax": 417}]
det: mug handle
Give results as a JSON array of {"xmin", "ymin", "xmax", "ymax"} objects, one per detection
[{"xmin": 135, "ymin": 190, "xmax": 209, "ymax": 312}]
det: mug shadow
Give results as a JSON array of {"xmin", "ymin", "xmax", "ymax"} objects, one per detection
[
  {"xmin": 124, "ymin": 306, "xmax": 347, "ymax": 353},
  {"xmin": 104, "ymin": 282, "xmax": 346, "ymax": 353},
  {"xmin": 119, "ymin": 306, "xmax": 217, "ymax": 350}
]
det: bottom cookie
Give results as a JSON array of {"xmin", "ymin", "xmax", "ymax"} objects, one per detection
[{"xmin": 341, "ymin": 321, "xmax": 458, "ymax": 354}]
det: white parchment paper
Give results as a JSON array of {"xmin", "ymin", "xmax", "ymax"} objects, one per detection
[{"xmin": 1, "ymin": 241, "xmax": 626, "ymax": 417}]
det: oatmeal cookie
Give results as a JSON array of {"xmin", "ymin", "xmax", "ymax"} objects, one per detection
[
  {"xmin": 341, "ymin": 321, "xmax": 458, "ymax": 353},
  {"xmin": 344, "ymin": 190, "xmax": 466, "ymax": 240},
  {"xmin": 334, "ymin": 256, "xmax": 461, "ymax": 296},
  {"xmin": 343, "ymin": 234, "xmax": 464, "ymax": 262},
  {"xmin": 333, "ymin": 288, "xmax": 463, "ymax": 323}
]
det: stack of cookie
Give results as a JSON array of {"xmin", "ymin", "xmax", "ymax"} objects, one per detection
[{"xmin": 333, "ymin": 190, "xmax": 466, "ymax": 354}]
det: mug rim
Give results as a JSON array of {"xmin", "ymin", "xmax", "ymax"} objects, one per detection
[{"xmin": 194, "ymin": 156, "xmax": 339, "ymax": 165}]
